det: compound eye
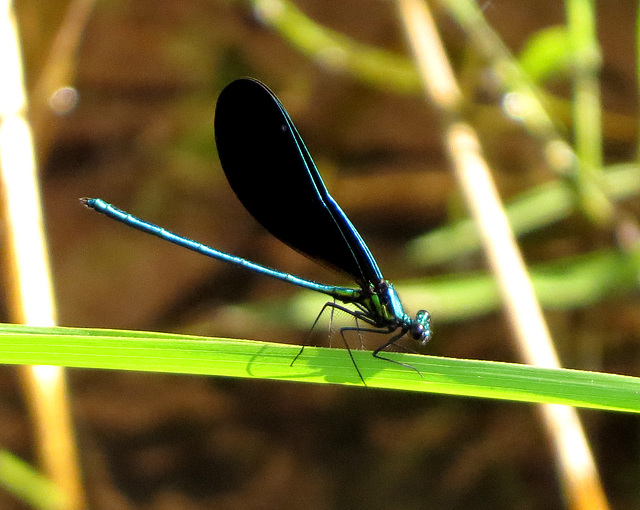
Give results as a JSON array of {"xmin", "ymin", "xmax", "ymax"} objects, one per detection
[
  {"xmin": 410, "ymin": 323, "xmax": 425, "ymax": 340},
  {"xmin": 411, "ymin": 310, "xmax": 432, "ymax": 345}
]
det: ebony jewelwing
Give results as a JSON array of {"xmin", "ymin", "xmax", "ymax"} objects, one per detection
[{"xmin": 83, "ymin": 78, "xmax": 432, "ymax": 383}]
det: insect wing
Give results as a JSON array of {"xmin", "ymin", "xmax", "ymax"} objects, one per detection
[{"xmin": 214, "ymin": 78, "xmax": 382, "ymax": 287}]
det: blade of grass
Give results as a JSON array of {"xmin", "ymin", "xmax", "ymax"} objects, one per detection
[
  {"xmin": 0, "ymin": 324, "xmax": 638, "ymax": 413},
  {"xmin": 0, "ymin": 450, "xmax": 66, "ymax": 510}
]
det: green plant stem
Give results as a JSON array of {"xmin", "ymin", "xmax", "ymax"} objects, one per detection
[
  {"xmin": 407, "ymin": 163, "xmax": 640, "ymax": 266},
  {"xmin": 249, "ymin": 0, "xmax": 419, "ymax": 93},
  {"xmin": 566, "ymin": 0, "xmax": 612, "ymax": 223},
  {"xmin": 0, "ymin": 450, "xmax": 66, "ymax": 510}
]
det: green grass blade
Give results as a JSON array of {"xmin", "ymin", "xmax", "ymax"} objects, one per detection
[
  {"xmin": 0, "ymin": 450, "xmax": 66, "ymax": 510},
  {"xmin": 0, "ymin": 324, "xmax": 637, "ymax": 413}
]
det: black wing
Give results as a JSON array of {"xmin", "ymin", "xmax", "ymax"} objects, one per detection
[{"xmin": 214, "ymin": 78, "xmax": 382, "ymax": 288}]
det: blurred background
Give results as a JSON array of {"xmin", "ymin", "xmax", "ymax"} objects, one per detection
[{"xmin": 1, "ymin": 0, "xmax": 639, "ymax": 508}]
